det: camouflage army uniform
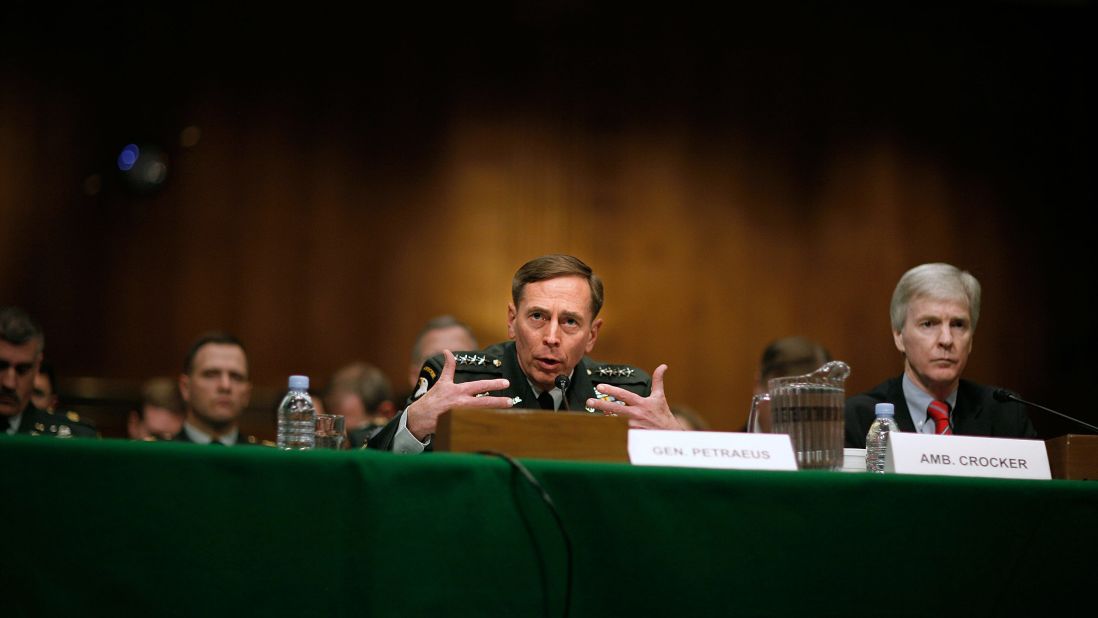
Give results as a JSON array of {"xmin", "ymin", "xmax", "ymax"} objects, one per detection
[{"xmin": 368, "ymin": 340, "xmax": 651, "ymax": 452}]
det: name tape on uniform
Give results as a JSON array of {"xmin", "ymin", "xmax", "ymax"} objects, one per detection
[
  {"xmin": 628, "ymin": 430, "xmax": 798, "ymax": 471},
  {"xmin": 886, "ymin": 432, "xmax": 1050, "ymax": 480}
]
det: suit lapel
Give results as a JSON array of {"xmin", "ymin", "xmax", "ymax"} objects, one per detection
[
  {"xmin": 887, "ymin": 377, "xmax": 919, "ymax": 433},
  {"xmin": 952, "ymin": 380, "xmax": 981, "ymax": 432}
]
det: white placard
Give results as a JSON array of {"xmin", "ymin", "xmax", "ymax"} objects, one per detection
[
  {"xmin": 843, "ymin": 448, "xmax": 867, "ymax": 473},
  {"xmin": 886, "ymin": 433, "xmax": 1050, "ymax": 480},
  {"xmin": 628, "ymin": 430, "xmax": 798, "ymax": 471}
]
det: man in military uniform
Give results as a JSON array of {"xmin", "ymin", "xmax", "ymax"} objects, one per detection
[
  {"xmin": 369, "ymin": 254, "xmax": 682, "ymax": 453},
  {"xmin": 1, "ymin": 306, "xmax": 96, "ymax": 438},
  {"xmin": 172, "ymin": 332, "xmax": 266, "ymax": 446}
]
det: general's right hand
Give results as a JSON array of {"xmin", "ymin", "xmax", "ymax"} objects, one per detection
[{"xmin": 405, "ymin": 349, "xmax": 513, "ymax": 440}]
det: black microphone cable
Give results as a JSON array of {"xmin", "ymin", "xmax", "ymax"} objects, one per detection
[{"xmin": 479, "ymin": 450, "xmax": 573, "ymax": 618}]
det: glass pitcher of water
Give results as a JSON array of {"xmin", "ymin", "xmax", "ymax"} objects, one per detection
[{"xmin": 747, "ymin": 361, "xmax": 850, "ymax": 470}]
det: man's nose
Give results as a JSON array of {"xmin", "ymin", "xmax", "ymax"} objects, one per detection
[
  {"xmin": 1, "ymin": 368, "xmax": 16, "ymax": 389},
  {"xmin": 937, "ymin": 324, "xmax": 954, "ymax": 347},
  {"xmin": 544, "ymin": 320, "xmax": 561, "ymax": 347},
  {"xmin": 217, "ymin": 374, "xmax": 232, "ymax": 390}
]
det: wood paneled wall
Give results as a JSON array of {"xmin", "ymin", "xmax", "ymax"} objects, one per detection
[{"xmin": 2, "ymin": 3, "xmax": 1093, "ymax": 435}]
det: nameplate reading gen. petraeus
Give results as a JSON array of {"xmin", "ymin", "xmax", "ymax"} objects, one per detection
[
  {"xmin": 886, "ymin": 433, "xmax": 1051, "ymax": 480},
  {"xmin": 628, "ymin": 430, "xmax": 798, "ymax": 471}
]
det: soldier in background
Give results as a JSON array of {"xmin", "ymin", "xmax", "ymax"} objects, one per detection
[
  {"xmin": 172, "ymin": 331, "xmax": 265, "ymax": 446},
  {"xmin": 0, "ymin": 306, "xmax": 96, "ymax": 438},
  {"xmin": 128, "ymin": 377, "xmax": 185, "ymax": 441}
]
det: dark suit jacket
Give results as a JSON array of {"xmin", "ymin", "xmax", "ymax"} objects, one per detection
[
  {"xmin": 845, "ymin": 375, "xmax": 1037, "ymax": 448},
  {"xmin": 368, "ymin": 340, "xmax": 652, "ymax": 452}
]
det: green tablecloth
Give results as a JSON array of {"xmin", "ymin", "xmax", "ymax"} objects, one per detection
[{"xmin": 2, "ymin": 436, "xmax": 1096, "ymax": 617}]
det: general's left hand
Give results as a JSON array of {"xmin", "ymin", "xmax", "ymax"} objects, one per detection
[{"xmin": 585, "ymin": 364, "xmax": 683, "ymax": 430}]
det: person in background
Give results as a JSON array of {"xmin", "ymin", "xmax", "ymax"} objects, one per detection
[
  {"xmin": 406, "ymin": 315, "xmax": 479, "ymax": 390},
  {"xmin": 173, "ymin": 331, "xmax": 264, "ymax": 446},
  {"xmin": 754, "ymin": 336, "xmax": 833, "ymax": 395},
  {"xmin": 844, "ymin": 262, "xmax": 1036, "ymax": 448},
  {"xmin": 31, "ymin": 358, "xmax": 59, "ymax": 412},
  {"xmin": 1, "ymin": 306, "xmax": 96, "ymax": 438},
  {"xmin": 672, "ymin": 404, "xmax": 710, "ymax": 431},
  {"xmin": 745, "ymin": 336, "xmax": 833, "ymax": 432},
  {"xmin": 128, "ymin": 377, "xmax": 185, "ymax": 441},
  {"xmin": 324, "ymin": 361, "xmax": 396, "ymax": 448}
]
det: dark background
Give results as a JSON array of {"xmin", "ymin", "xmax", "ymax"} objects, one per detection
[{"xmin": 2, "ymin": 1, "xmax": 1093, "ymax": 437}]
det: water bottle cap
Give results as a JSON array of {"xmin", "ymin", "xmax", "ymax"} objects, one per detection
[
  {"xmin": 874, "ymin": 402, "xmax": 895, "ymax": 417},
  {"xmin": 288, "ymin": 375, "xmax": 310, "ymax": 390}
]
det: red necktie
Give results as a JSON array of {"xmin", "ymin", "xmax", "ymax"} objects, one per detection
[{"xmin": 927, "ymin": 400, "xmax": 952, "ymax": 435}]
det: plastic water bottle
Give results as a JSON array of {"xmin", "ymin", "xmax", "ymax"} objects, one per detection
[
  {"xmin": 277, "ymin": 375, "xmax": 316, "ymax": 450},
  {"xmin": 865, "ymin": 402, "xmax": 899, "ymax": 473}
]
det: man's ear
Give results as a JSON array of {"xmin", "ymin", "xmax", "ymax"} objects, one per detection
[
  {"xmin": 507, "ymin": 303, "xmax": 517, "ymax": 340},
  {"xmin": 585, "ymin": 317, "xmax": 603, "ymax": 353},
  {"xmin": 892, "ymin": 329, "xmax": 905, "ymax": 355},
  {"xmin": 178, "ymin": 374, "xmax": 191, "ymax": 405}
]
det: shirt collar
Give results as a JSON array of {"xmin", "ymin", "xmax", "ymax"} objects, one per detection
[
  {"xmin": 3, "ymin": 410, "xmax": 23, "ymax": 434},
  {"xmin": 902, "ymin": 373, "xmax": 958, "ymax": 433},
  {"xmin": 527, "ymin": 367, "xmax": 575, "ymax": 411},
  {"xmin": 182, "ymin": 421, "xmax": 240, "ymax": 445}
]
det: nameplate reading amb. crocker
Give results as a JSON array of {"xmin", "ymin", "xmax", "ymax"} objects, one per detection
[
  {"xmin": 628, "ymin": 430, "xmax": 798, "ymax": 471},
  {"xmin": 886, "ymin": 433, "xmax": 1051, "ymax": 480}
]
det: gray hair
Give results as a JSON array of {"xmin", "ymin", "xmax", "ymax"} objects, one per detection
[
  {"xmin": 0, "ymin": 306, "xmax": 44, "ymax": 354},
  {"xmin": 890, "ymin": 263, "xmax": 982, "ymax": 331}
]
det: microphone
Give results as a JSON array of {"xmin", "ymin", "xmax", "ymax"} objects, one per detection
[
  {"xmin": 555, "ymin": 375, "xmax": 570, "ymax": 411},
  {"xmin": 993, "ymin": 389, "xmax": 1098, "ymax": 433}
]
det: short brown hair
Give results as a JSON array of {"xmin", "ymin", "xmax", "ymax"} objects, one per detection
[
  {"xmin": 511, "ymin": 255, "xmax": 604, "ymax": 318},
  {"xmin": 182, "ymin": 331, "xmax": 247, "ymax": 375}
]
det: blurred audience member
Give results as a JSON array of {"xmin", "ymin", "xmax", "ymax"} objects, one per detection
[
  {"xmin": 407, "ymin": 316, "xmax": 478, "ymax": 389},
  {"xmin": 174, "ymin": 331, "xmax": 263, "ymax": 446},
  {"xmin": 755, "ymin": 336, "xmax": 833, "ymax": 394},
  {"xmin": 746, "ymin": 336, "xmax": 832, "ymax": 432},
  {"xmin": 128, "ymin": 377, "xmax": 185, "ymax": 441},
  {"xmin": 672, "ymin": 404, "xmax": 711, "ymax": 431},
  {"xmin": 1, "ymin": 306, "xmax": 96, "ymax": 438},
  {"xmin": 325, "ymin": 362, "xmax": 395, "ymax": 448},
  {"xmin": 309, "ymin": 389, "xmax": 327, "ymax": 416},
  {"xmin": 31, "ymin": 358, "xmax": 59, "ymax": 412}
]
